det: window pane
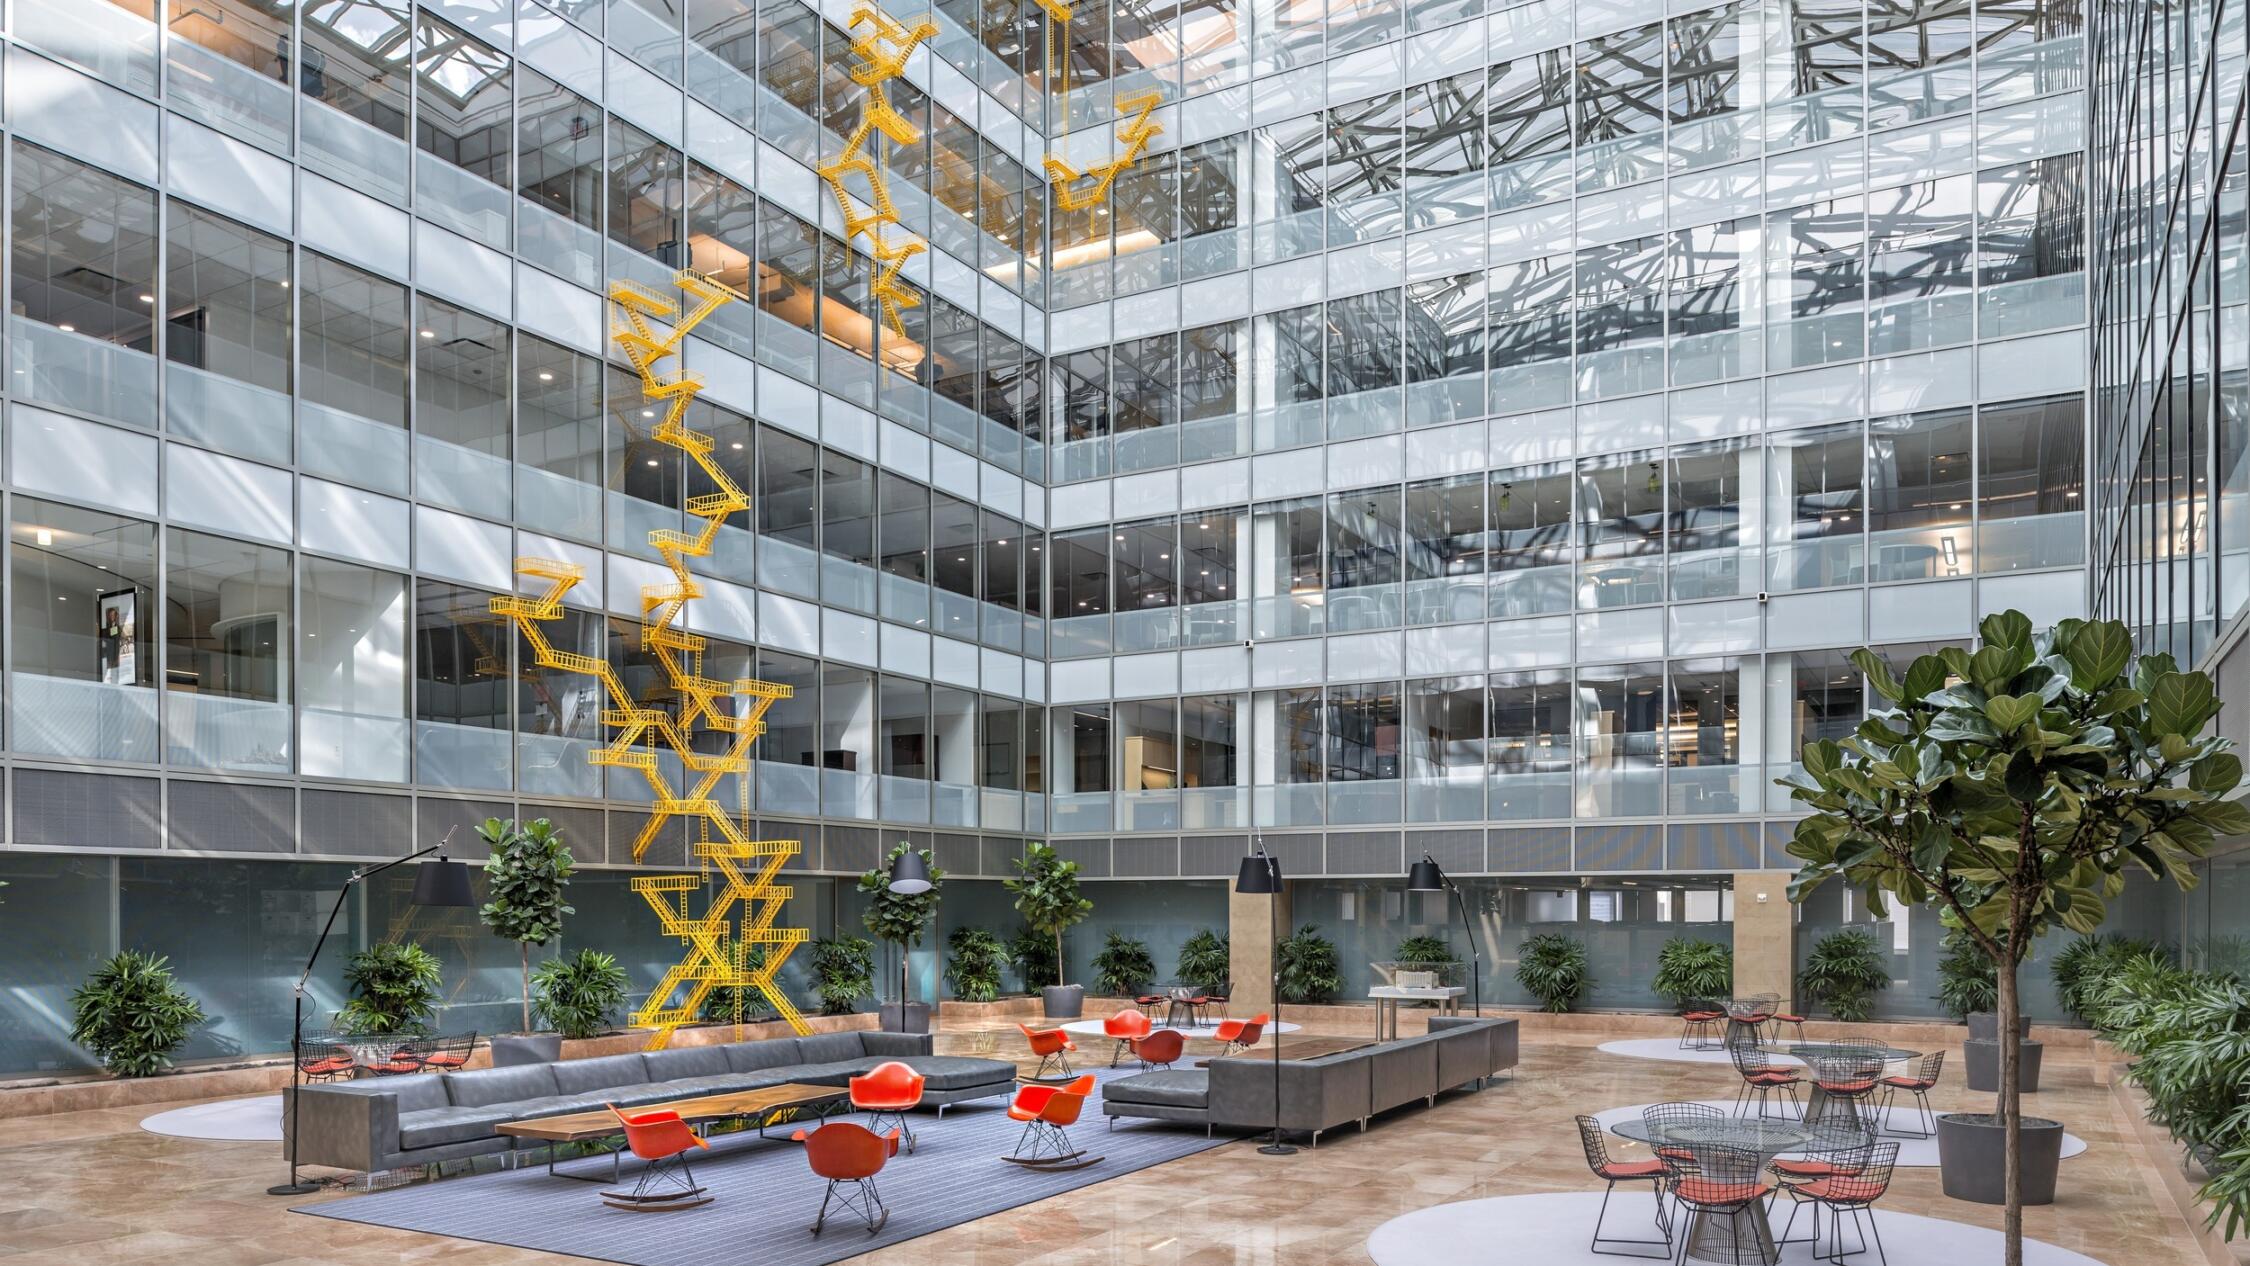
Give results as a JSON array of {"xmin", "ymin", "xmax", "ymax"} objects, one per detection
[
  {"xmin": 166, "ymin": 528, "xmax": 292, "ymax": 771},
  {"xmin": 1977, "ymin": 394, "xmax": 2085, "ymax": 571},
  {"xmin": 1489, "ymin": 669, "xmax": 1570, "ymax": 819},
  {"xmin": 8, "ymin": 499, "xmax": 161, "ymax": 763},
  {"xmin": 1867, "ymin": 406, "xmax": 1974, "ymax": 580},
  {"xmin": 1767, "ymin": 421, "xmax": 1865, "ymax": 591},
  {"xmin": 1575, "ymin": 661, "xmax": 1663, "ymax": 818}
]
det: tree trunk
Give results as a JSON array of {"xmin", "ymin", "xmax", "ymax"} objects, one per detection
[
  {"xmin": 1998, "ymin": 957, "xmax": 2022, "ymax": 1266},
  {"xmin": 520, "ymin": 942, "xmax": 532, "ymax": 1035}
]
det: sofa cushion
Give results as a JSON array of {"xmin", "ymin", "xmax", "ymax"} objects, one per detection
[
  {"xmin": 724, "ymin": 1038, "xmax": 803, "ymax": 1073},
  {"xmin": 899, "ymin": 1055, "xmax": 1017, "ymax": 1091},
  {"xmin": 644, "ymin": 1046, "xmax": 731, "ymax": 1082},
  {"xmin": 795, "ymin": 1032, "xmax": 868, "ymax": 1064},
  {"xmin": 446, "ymin": 1064, "xmax": 560, "ymax": 1108},
  {"xmin": 789, "ymin": 1060, "xmax": 878, "ymax": 1087},
  {"xmin": 355, "ymin": 1075, "xmax": 450, "ymax": 1114},
  {"xmin": 552, "ymin": 1053, "xmax": 652, "ymax": 1097},
  {"xmin": 653, "ymin": 1070, "xmax": 801, "ymax": 1099},
  {"xmin": 398, "ymin": 1105, "xmax": 513, "ymax": 1149},
  {"xmin": 1102, "ymin": 1069, "xmax": 1208, "ymax": 1109}
]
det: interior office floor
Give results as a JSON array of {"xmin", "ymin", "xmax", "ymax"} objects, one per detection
[{"xmin": 0, "ymin": 1017, "xmax": 2200, "ymax": 1266}]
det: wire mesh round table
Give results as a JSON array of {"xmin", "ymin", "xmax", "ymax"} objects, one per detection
[
  {"xmin": 1609, "ymin": 1116, "xmax": 1871, "ymax": 1264},
  {"xmin": 1760, "ymin": 1042, "xmax": 1922, "ymax": 1127}
]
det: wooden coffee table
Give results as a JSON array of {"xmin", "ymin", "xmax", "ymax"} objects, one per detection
[{"xmin": 498, "ymin": 1082, "xmax": 848, "ymax": 1183}]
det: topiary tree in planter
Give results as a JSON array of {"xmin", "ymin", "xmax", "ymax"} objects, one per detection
[
  {"xmin": 70, "ymin": 951, "xmax": 205, "ymax": 1077},
  {"xmin": 1781, "ymin": 612, "xmax": 2236, "ymax": 1266},
  {"xmin": 809, "ymin": 935, "xmax": 875, "ymax": 1015},
  {"xmin": 478, "ymin": 817, "xmax": 575, "ymax": 1034},
  {"xmin": 1515, "ymin": 932, "xmax": 1590, "ymax": 1013},
  {"xmin": 945, "ymin": 925, "xmax": 1008, "ymax": 1002},
  {"xmin": 532, "ymin": 948, "xmax": 628, "ymax": 1040},
  {"xmin": 1175, "ymin": 929, "xmax": 1231, "ymax": 995},
  {"xmin": 339, "ymin": 941, "xmax": 443, "ymax": 1035},
  {"xmin": 1799, "ymin": 929, "xmax": 1890, "ymax": 1022},
  {"xmin": 1275, "ymin": 924, "xmax": 1344, "ymax": 1003},
  {"xmin": 857, "ymin": 842, "xmax": 944, "ymax": 1030},
  {"xmin": 1004, "ymin": 842, "xmax": 1094, "ymax": 1016},
  {"xmin": 1651, "ymin": 936, "xmax": 1733, "ymax": 1011},
  {"xmin": 1091, "ymin": 932, "xmax": 1157, "ymax": 996}
]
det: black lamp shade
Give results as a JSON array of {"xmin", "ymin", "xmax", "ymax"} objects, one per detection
[
  {"xmin": 410, "ymin": 856, "xmax": 475, "ymax": 907},
  {"xmin": 888, "ymin": 848, "xmax": 934, "ymax": 895},
  {"xmin": 1406, "ymin": 856, "xmax": 1446, "ymax": 892},
  {"xmin": 1234, "ymin": 851, "xmax": 1279, "ymax": 894}
]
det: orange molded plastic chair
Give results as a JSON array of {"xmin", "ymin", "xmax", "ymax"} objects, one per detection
[
  {"xmin": 1131, "ymin": 1028, "xmax": 1185, "ymax": 1070},
  {"xmin": 601, "ymin": 1103, "xmax": 712, "ymax": 1210},
  {"xmin": 1018, "ymin": 1021, "xmax": 1077, "ymax": 1081},
  {"xmin": 849, "ymin": 1060, "xmax": 927, "ymax": 1153},
  {"xmin": 1214, "ymin": 1013, "xmax": 1269, "ymax": 1055},
  {"xmin": 1103, "ymin": 1009, "xmax": 1153, "ymax": 1066},
  {"xmin": 1004, "ymin": 1073, "xmax": 1100, "ymax": 1169},
  {"xmin": 793, "ymin": 1121, "xmax": 901, "ymax": 1235}
]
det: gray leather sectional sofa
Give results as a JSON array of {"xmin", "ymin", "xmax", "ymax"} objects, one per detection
[
  {"xmin": 282, "ymin": 1030, "xmax": 1016, "ymax": 1177},
  {"xmin": 1101, "ymin": 1015, "xmax": 1518, "ymax": 1144}
]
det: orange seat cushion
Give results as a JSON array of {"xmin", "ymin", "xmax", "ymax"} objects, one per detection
[
  {"xmin": 1795, "ymin": 1177, "xmax": 1877, "ymax": 1202},
  {"xmin": 1600, "ymin": 1159, "xmax": 1669, "ymax": 1179},
  {"xmin": 1676, "ymin": 1178, "xmax": 1770, "ymax": 1205},
  {"xmin": 1817, "ymin": 1079, "xmax": 1875, "ymax": 1094},
  {"xmin": 1747, "ymin": 1071, "xmax": 1800, "ymax": 1085},
  {"xmin": 1772, "ymin": 1158, "xmax": 1861, "ymax": 1178},
  {"xmin": 1772, "ymin": 1013, "xmax": 1804, "ymax": 1023},
  {"xmin": 1657, "ymin": 1146, "xmax": 1699, "ymax": 1164},
  {"xmin": 1881, "ymin": 1076, "xmax": 1932, "ymax": 1089},
  {"xmin": 1683, "ymin": 1011, "xmax": 1723, "ymax": 1021}
]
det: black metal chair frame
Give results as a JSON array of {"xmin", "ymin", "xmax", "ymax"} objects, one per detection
[
  {"xmin": 1727, "ymin": 1041, "xmax": 1803, "ymax": 1120},
  {"xmin": 810, "ymin": 1169, "xmax": 887, "ymax": 1235},
  {"xmin": 1874, "ymin": 1051, "xmax": 1943, "ymax": 1139},
  {"xmin": 861, "ymin": 1105, "xmax": 917, "ymax": 1155},
  {"xmin": 366, "ymin": 1034, "xmax": 434, "ymax": 1076},
  {"xmin": 1809, "ymin": 1044, "xmax": 1888, "ymax": 1134},
  {"xmin": 1665, "ymin": 1143, "xmax": 1775, "ymax": 1266},
  {"xmin": 1773, "ymin": 1141, "xmax": 1898, "ymax": 1266},
  {"xmin": 602, "ymin": 1144, "xmax": 709, "ymax": 1211},
  {"xmin": 1576, "ymin": 1114, "xmax": 1673, "ymax": 1258},
  {"xmin": 1678, "ymin": 999, "xmax": 1724, "ymax": 1051},
  {"xmin": 1768, "ymin": 1140, "xmax": 1875, "ymax": 1251},
  {"xmin": 419, "ymin": 1030, "xmax": 477, "ymax": 1072},
  {"xmin": 295, "ymin": 1028, "xmax": 357, "ymax": 1082},
  {"xmin": 1031, "ymin": 1045, "xmax": 1075, "ymax": 1081}
]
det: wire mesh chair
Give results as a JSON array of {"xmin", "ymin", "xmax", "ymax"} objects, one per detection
[
  {"xmin": 1770, "ymin": 1137, "xmax": 1874, "ymax": 1250},
  {"xmin": 1727, "ymin": 1039, "xmax": 1803, "ymax": 1119},
  {"xmin": 1809, "ymin": 1043, "xmax": 1888, "ymax": 1132},
  {"xmin": 1668, "ymin": 1143, "xmax": 1777, "ymax": 1266},
  {"xmin": 1777, "ymin": 1140, "xmax": 1899, "ymax": 1265},
  {"xmin": 418, "ymin": 1030, "xmax": 476, "ymax": 1072},
  {"xmin": 295, "ymin": 1028, "xmax": 358, "ymax": 1082},
  {"xmin": 1875, "ymin": 1051, "xmax": 1943, "ymax": 1138},
  {"xmin": 1678, "ymin": 999, "xmax": 1726, "ymax": 1050},
  {"xmin": 365, "ymin": 1035, "xmax": 433, "ymax": 1076},
  {"xmin": 1641, "ymin": 1101, "xmax": 1725, "ymax": 1181},
  {"xmin": 1724, "ymin": 995, "xmax": 1777, "ymax": 1046},
  {"xmin": 1576, "ymin": 1114, "xmax": 1673, "ymax": 1258}
]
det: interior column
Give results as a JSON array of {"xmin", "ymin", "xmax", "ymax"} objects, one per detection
[
  {"xmin": 1731, "ymin": 870, "xmax": 1796, "ymax": 1010},
  {"xmin": 1229, "ymin": 879, "xmax": 1291, "ymax": 1016}
]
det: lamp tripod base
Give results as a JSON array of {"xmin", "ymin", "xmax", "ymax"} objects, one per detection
[
  {"xmin": 1257, "ymin": 1133, "xmax": 1298, "ymax": 1156},
  {"xmin": 267, "ymin": 1179, "xmax": 322, "ymax": 1196}
]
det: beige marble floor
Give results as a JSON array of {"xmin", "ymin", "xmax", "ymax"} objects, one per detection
[{"xmin": 0, "ymin": 1021, "xmax": 2198, "ymax": 1266}]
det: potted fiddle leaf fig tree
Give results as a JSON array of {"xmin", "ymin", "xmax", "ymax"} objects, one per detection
[
  {"xmin": 857, "ymin": 842, "xmax": 944, "ymax": 1033},
  {"xmin": 1005, "ymin": 842, "xmax": 1093, "ymax": 1019},
  {"xmin": 1781, "ymin": 612, "xmax": 2235, "ymax": 1266}
]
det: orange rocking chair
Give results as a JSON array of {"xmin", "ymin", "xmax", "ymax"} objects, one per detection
[
  {"xmin": 850, "ymin": 1060, "xmax": 927, "ymax": 1154},
  {"xmin": 1131, "ymin": 1028, "xmax": 1185, "ymax": 1070},
  {"xmin": 1214, "ymin": 1013, "xmax": 1269, "ymax": 1055},
  {"xmin": 1018, "ymin": 1021, "xmax": 1078, "ymax": 1081},
  {"xmin": 600, "ymin": 1104, "xmax": 712, "ymax": 1211},
  {"xmin": 1103, "ymin": 1009, "xmax": 1153, "ymax": 1067},
  {"xmin": 1003, "ymin": 1073, "xmax": 1101, "ymax": 1170},
  {"xmin": 793, "ymin": 1121, "xmax": 901, "ymax": 1235}
]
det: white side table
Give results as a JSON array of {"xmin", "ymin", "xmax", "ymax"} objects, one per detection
[{"xmin": 1369, "ymin": 985, "xmax": 1467, "ymax": 1040}]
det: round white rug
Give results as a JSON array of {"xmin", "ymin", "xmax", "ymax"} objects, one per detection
[
  {"xmin": 1588, "ymin": 1098, "xmax": 2088, "ymax": 1168},
  {"xmin": 1598, "ymin": 1037, "xmax": 1808, "ymax": 1066},
  {"xmin": 1367, "ymin": 1192, "xmax": 2112, "ymax": 1266},
  {"xmin": 141, "ymin": 1093, "xmax": 284, "ymax": 1141},
  {"xmin": 1058, "ymin": 1017, "xmax": 1303, "ymax": 1041}
]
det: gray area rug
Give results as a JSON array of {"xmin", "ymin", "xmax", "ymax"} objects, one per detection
[{"xmin": 296, "ymin": 1067, "xmax": 1230, "ymax": 1266}]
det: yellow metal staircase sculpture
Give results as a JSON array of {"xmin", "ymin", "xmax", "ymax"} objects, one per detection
[{"xmin": 492, "ymin": 269, "xmax": 810, "ymax": 1048}]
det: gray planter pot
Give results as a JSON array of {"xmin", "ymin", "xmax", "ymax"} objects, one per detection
[
  {"xmin": 1964, "ymin": 1037, "xmax": 2043, "ymax": 1092},
  {"xmin": 1966, "ymin": 1011, "xmax": 2032, "ymax": 1042},
  {"xmin": 489, "ymin": 1034, "xmax": 561, "ymax": 1067},
  {"xmin": 1042, "ymin": 984, "xmax": 1085, "ymax": 1019},
  {"xmin": 1937, "ymin": 1112, "xmax": 2064, "ymax": 1205},
  {"xmin": 879, "ymin": 1001, "xmax": 932, "ymax": 1034}
]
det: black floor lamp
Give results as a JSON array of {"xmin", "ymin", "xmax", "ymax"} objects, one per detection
[
  {"xmin": 883, "ymin": 847, "xmax": 934, "ymax": 1027},
  {"xmin": 268, "ymin": 834, "xmax": 475, "ymax": 1196},
  {"xmin": 1234, "ymin": 842, "xmax": 1294, "ymax": 1156},
  {"xmin": 1407, "ymin": 852, "xmax": 1482, "ymax": 1018}
]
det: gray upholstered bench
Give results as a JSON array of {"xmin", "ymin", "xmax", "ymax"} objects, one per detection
[{"xmin": 1101, "ymin": 1069, "xmax": 1212, "ymax": 1134}]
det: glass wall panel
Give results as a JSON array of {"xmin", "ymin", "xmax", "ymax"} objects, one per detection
[
  {"xmin": 1977, "ymin": 394, "xmax": 2085, "ymax": 570},
  {"xmin": 164, "ymin": 202, "xmax": 292, "ymax": 463},
  {"xmin": 1867, "ymin": 406, "xmax": 1974, "ymax": 581},
  {"xmin": 518, "ymin": 68, "xmax": 606, "ymax": 286},
  {"xmin": 8, "ymin": 499, "xmax": 160, "ymax": 762},
  {"xmin": 1764, "ymin": 647, "xmax": 1861, "ymax": 787},
  {"xmin": 1253, "ymin": 686, "xmax": 1324, "ymax": 825},
  {"xmin": 879, "ymin": 471, "xmax": 932, "ymax": 628},
  {"xmin": 414, "ymin": 296, "xmax": 512, "ymax": 516},
  {"xmin": 1577, "ymin": 450, "xmax": 1665, "ymax": 607},
  {"xmin": 164, "ymin": 529, "xmax": 291, "ymax": 772},
  {"xmin": 1406, "ymin": 674, "xmax": 1484, "ymax": 821},
  {"xmin": 414, "ymin": 13, "xmax": 514, "ymax": 249},
  {"xmin": 1327, "ymin": 680, "xmax": 1403, "ymax": 823},
  {"xmin": 1406, "ymin": 475, "xmax": 1487, "ymax": 625},
  {"xmin": 1180, "ymin": 508, "xmax": 1246, "ymax": 645},
  {"xmin": 1052, "ymin": 703, "xmax": 1115, "ymax": 832},
  {"xmin": 821, "ymin": 664, "xmax": 878, "ymax": 818},
  {"xmin": 1181, "ymin": 692, "xmax": 1245, "ymax": 828},
  {"xmin": 1767, "ymin": 421, "xmax": 1865, "ymax": 591},
  {"xmin": 981, "ymin": 511, "xmax": 1024, "ymax": 651},
  {"xmin": 931, "ymin": 491, "xmax": 981, "ymax": 641},
  {"xmin": 299, "ymin": 253, "xmax": 411, "ymax": 494},
  {"xmin": 1252, "ymin": 496, "xmax": 1325, "ymax": 637},
  {"xmin": 1118, "ymin": 697, "xmax": 1182, "ymax": 829},
  {"xmin": 1489, "ymin": 668, "xmax": 1571, "ymax": 818},
  {"xmin": 1575, "ymin": 661, "xmax": 1663, "ymax": 817},
  {"xmin": 1669, "ymin": 438, "xmax": 1759, "ymax": 600},
  {"xmin": 9, "ymin": 141, "xmax": 160, "ymax": 427},
  {"xmin": 819, "ymin": 449, "xmax": 878, "ymax": 613},
  {"xmin": 301, "ymin": 557, "xmax": 410, "ymax": 783},
  {"xmin": 879, "ymin": 674, "xmax": 931, "ymax": 823},
  {"xmin": 1327, "ymin": 486, "xmax": 1403, "ymax": 631},
  {"xmin": 1668, "ymin": 657, "xmax": 1746, "ymax": 814},
  {"xmin": 755, "ymin": 648, "xmax": 820, "ymax": 810},
  {"xmin": 931, "ymin": 685, "xmax": 978, "ymax": 826},
  {"xmin": 1489, "ymin": 463, "xmax": 1573, "ymax": 617},
  {"xmin": 757, "ymin": 426, "xmax": 820, "ymax": 598},
  {"xmin": 414, "ymin": 579, "xmax": 512, "ymax": 789},
  {"xmin": 1114, "ymin": 516, "xmax": 1179, "ymax": 651},
  {"xmin": 301, "ymin": 0, "xmax": 414, "ymax": 201}
]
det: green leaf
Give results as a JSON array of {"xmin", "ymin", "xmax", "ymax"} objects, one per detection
[
  {"xmin": 1970, "ymin": 644, "xmax": 2023, "ymax": 692},
  {"xmin": 1852, "ymin": 647, "xmax": 1902, "ymax": 703},
  {"xmin": 1927, "ymin": 714, "xmax": 2002, "ymax": 744},
  {"xmin": 1902, "ymin": 655, "xmax": 1950, "ymax": 704},
  {"xmin": 2192, "ymin": 752, "xmax": 2243, "ymax": 796},
  {"xmin": 2063, "ymin": 620, "xmax": 2132, "ymax": 691},
  {"xmin": 1980, "ymin": 609, "xmax": 2034, "ymax": 651},
  {"xmin": 1984, "ymin": 694, "xmax": 2041, "ymax": 734},
  {"xmin": 2190, "ymin": 799, "xmax": 2250, "ymax": 836},
  {"xmin": 2149, "ymin": 672, "xmax": 2222, "ymax": 739},
  {"xmin": 2003, "ymin": 754, "xmax": 2044, "ymax": 803}
]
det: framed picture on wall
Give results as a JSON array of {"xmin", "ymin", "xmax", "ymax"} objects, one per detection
[{"xmin": 97, "ymin": 589, "xmax": 141, "ymax": 686}]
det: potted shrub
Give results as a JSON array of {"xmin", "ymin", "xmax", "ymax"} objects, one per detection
[
  {"xmin": 1276, "ymin": 925, "xmax": 1343, "ymax": 1003},
  {"xmin": 1008, "ymin": 925, "xmax": 1058, "ymax": 995},
  {"xmin": 1092, "ymin": 932, "xmax": 1157, "ymax": 997},
  {"xmin": 1515, "ymin": 932, "xmax": 1590, "ymax": 1013},
  {"xmin": 809, "ymin": 936, "xmax": 876, "ymax": 1015},
  {"xmin": 1798, "ymin": 929, "xmax": 1889, "ymax": 1021},
  {"xmin": 1175, "ymin": 929, "xmax": 1231, "ymax": 996},
  {"xmin": 857, "ymin": 842, "xmax": 944, "ymax": 1033},
  {"xmin": 1781, "ymin": 612, "xmax": 2234, "ymax": 1262},
  {"xmin": 945, "ymin": 926, "xmax": 1008, "ymax": 1002},
  {"xmin": 1004, "ymin": 842, "xmax": 1094, "ymax": 1018},
  {"xmin": 69, "ymin": 951, "xmax": 204, "ymax": 1077},
  {"xmin": 1651, "ymin": 936, "xmax": 1733, "ymax": 1012},
  {"xmin": 478, "ymin": 817, "xmax": 574, "ymax": 1035},
  {"xmin": 339, "ymin": 941, "xmax": 443, "ymax": 1035},
  {"xmin": 532, "ymin": 948, "xmax": 628, "ymax": 1040}
]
